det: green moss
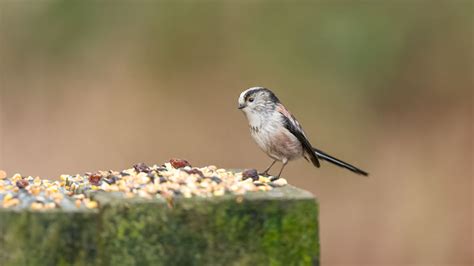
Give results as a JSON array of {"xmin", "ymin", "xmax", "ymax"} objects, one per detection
[
  {"xmin": 98, "ymin": 187, "xmax": 319, "ymax": 265},
  {"xmin": 0, "ymin": 210, "xmax": 98, "ymax": 266},
  {"xmin": 0, "ymin": 186, "xmax": 319, "ymax": 266}
]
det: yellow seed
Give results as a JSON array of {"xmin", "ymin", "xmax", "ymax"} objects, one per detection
[
  {"xmin": 0, "ymin": 170, "xmax": 6, "ymax": 180},
  {"xmin": 34, "ymin": 177, "xmax": 42, "ymax": 186},
  {"xmin": 12, "ymin": 173, "xmax": 22, "ymax": 182},
  {"xmin": 213, "ymin": 189, "xmax": 225, "ymax": 196},
  {"xmin": 3, "ymin": 193, "xmax": 13, "ymax": 202},
  {"xmin": 3, "ymin": 198, "xmax": 20, "ymax": 208},
  {"xmin": 45, "ymin": 202, "xmax": 56, "ymax": 209},
  {"xmin": 47, "ymin": 187, "xmax": 58, "ymax": 194},
  {"xmin": 52, "ymin": 193, "xmax": 64, "ymax": 201},
  {"xmin": 85, "ymin": 200, "xmax": 98, "ymax": 209},
  {"xmin": 31, "ymin": 202, "xmax": 44, "ymax": 210},
  {"xmin": 109, "ymin": 184, "xmax": 119, "ymax": 192},
  {"xmin": 30, "ymin": 186, "xmax": 41, "ymax": 196}
]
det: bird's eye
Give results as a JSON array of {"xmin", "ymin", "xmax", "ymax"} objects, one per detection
[{"xmin": 248, "ymin": 97, "xmax": 254, "ymax": 102}]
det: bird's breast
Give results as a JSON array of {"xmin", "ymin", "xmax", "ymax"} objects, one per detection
[{"xmin": 249, "ymin": 121, "xmax": 303, "ymax": 161}]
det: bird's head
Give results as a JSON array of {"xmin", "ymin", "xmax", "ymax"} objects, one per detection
[{"xmin": 238, "ymin": 87, "xmax": 280, "ymax": 114}]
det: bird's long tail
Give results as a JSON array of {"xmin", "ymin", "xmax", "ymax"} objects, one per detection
[{"xmin": 313, "ymin": 147, "xmax": 369, "ymax": 176}]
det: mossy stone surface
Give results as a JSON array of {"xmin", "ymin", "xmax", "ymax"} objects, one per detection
[
  {"xmin": 0, "ymin": 186, "xmax": 319, "ymax": 266},
  {"xmin": 0, "ymin": 209, "xmax": 99, "ymax": 266}
]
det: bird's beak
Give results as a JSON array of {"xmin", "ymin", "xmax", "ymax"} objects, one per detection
[{"xmin": 238, "ymin": 103, "xmax": 246, "ymax": 109}]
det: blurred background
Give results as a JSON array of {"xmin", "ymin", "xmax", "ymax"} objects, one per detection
[{"xmin": 0, "ymin": 1, "xmax": 472, "ymax": 265}]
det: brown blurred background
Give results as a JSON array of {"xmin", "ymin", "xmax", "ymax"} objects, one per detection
[{"xmin": 0, "ymin": 1, "xmax": 472, "ymax": 265}]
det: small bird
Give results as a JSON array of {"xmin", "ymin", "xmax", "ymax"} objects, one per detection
[{"xmin": 238, "ymin": 87, "xmax": 368, "ymax": 178}]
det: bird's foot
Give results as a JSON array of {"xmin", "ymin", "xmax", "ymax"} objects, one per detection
[{"xmin": 269, "ymin": 175, "xmax": 280, "ymax": 181}]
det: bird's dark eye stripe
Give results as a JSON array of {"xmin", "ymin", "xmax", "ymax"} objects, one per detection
[
  {"xmin": 244, "ymin": 88, "xmax": 263, "ymax": 101},
  {"xmin": 243, "ymin": 87, "xmax": 280, "ymax": 103},
  {"xmin": 243, "ymin": 93, "xmax": 253, "ymax": 101}
]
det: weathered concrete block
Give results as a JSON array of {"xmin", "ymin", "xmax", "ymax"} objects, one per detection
[{"xmin": 0, "ymin": 186, "xmax": 319, "ymax": 266}]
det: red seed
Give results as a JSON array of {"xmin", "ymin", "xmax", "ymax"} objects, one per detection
[
  {"xmin": 169, "ymin": 159, "xmax": 191, "ymax": 169},
  {"xmin": 88, "ymin": 173, "xmax": 102, "ymax": 185},
  {"xmin": 16, "ymin": 179, "xmax": 29, "ymax": 189}
]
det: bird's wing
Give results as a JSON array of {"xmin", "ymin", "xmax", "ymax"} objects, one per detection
[{"xmin": 276, "ymin": 104, "xmax": 320, "ymax": 168}]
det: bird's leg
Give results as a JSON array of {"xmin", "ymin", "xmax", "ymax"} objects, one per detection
[
  {"xmin": 276, "ymin": 161, "xmax": 288, "ymax": 178},
  {"xmin": 259, "ymin": 160, "xmax": 277, "ymax": 176}
]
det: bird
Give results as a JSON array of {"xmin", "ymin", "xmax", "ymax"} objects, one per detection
[{"xmin": 238, "ymin": 87, "xmax": 368, "ymax": 178}]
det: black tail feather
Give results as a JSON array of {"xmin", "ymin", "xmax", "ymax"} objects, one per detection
[{"xmin": 313, "ymin": 147, "xmax": 369, "ymax": 176}]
